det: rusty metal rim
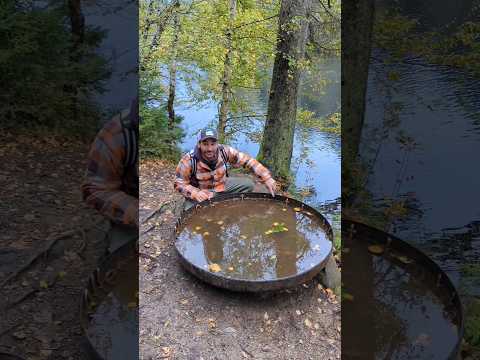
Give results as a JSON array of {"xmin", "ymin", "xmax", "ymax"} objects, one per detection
[
  {"xmin": 344, "ymin": 220, "xmax": 464, "ymax": 360},
  {"xmin": 79, "ymin": 241, "xmax": 138, "ymax": 360},
  {"xmin": 174, "ymin": 192, "xmax": 334, "ymax": 292}
]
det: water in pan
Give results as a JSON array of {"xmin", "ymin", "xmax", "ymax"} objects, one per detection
[
  {"xmin": 342, "ymin": 233, "xmax": 461, "ymax": 359},
  {"xmin": 176, "ymin": 199, "xmax": 332, "ymax": 280},
  {"xmin": 86, "ymin": 256, "xmax": 139, "ymax": 359}
]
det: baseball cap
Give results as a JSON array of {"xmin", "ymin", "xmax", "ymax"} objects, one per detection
[{"xmin": 198, "ymin": 128, "xmax": 218, "ymax": 142}]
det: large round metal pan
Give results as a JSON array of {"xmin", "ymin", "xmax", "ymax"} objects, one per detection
[
  {"xmin": 79, "ymin": 240, "xmax": 138, "ymax": 360},
  {"xmin": 174, "ymin": 192, "xmax": 334, "ymax": 292},
  {"xmin": 343, "ymin": 220, "xmax": 464, "ymax": 360}
]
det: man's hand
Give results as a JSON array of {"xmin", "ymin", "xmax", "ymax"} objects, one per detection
[
  {"xmin": 194, "ymin": 190, "xmax": 214, "ymax": 202},
  {"xmin": 265, "ymin": 178, "xmax": 277, "ymax": 197}
]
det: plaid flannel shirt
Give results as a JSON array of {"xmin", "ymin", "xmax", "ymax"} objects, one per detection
[
  {"xmin": 81, "ymin": 113, "xmax": 139, "ymax": 226},
  {"xmin": 174, "ymin": 145, "xmax": 275, "ymax": 201}
]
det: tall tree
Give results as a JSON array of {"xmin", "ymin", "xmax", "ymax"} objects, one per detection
[
  {"xmin": 342, "ymin": 0, "xmax": 375, "ymax": 207},
  {"xmin": 217, "ymin": 0, "xmax": 237, "ymax": 142},
  {"xmin": 167, "ymin": 1, "xmax": 180, "ymax": 128},
  {"xmin": 257, "ymin": 0, "xmax": 311, "ymax": 183}
]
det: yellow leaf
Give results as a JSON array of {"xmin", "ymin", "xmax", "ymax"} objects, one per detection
[
  {"xmin": 208, "ymin": 263, "xmax": 221, "ymax": 272},
  {"xmin": 368, "ymin": 245, "xmax": 385, "ymax": 255},
  {"xmin": 39, "ymin": 280, "xmax": 48, "ymax": 289}
]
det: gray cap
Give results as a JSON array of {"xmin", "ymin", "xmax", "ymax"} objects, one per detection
[{"xmin": 198, "ymin": 128, "xmax": 218, "ymax": 142}]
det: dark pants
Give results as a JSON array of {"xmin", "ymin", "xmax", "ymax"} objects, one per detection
[{"xmin": 184, "ymin": 177, "xmax": 262, "ymax": 211}]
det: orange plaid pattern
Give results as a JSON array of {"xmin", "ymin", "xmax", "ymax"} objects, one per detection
[
  {"xmin": 81, "ymin": 114, "xmax": 139, "ymax": 226},
  {"xmin": 174, "ymin": 145, "xmax": 275, "ymax": 201}
]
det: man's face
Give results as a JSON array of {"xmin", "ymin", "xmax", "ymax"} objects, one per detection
[{"xmin": 199, "ymin": 138, "xmax": 218, "ymax": 161}]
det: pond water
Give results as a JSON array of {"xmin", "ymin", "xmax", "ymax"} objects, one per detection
[
  {"xmin": 176, "ymin": 58, "xmax": 341, "ymax": 210},
  {"xmin": 362, "ymin": 1, "xmax": 480, "ymax": 295},
  {"xmin": 176, "ymin": 198, "xmax": 332, "ymax": 281},
  {"xmin": 343, "ymin": 222, "xmax": 461, "ymax": 359}
]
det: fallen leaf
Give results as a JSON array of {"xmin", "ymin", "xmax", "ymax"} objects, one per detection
[
  {"xmin": 208, "ymin": 263, "xmax": 221, "ymax": 273},
  {"xmin": 368, "ymin": 245, "xmax": 385, "ymax": 255},
  {"xmin": 180, "ymin": 299, "xmax": 189, "ymax": 305},
  {"xmin": 304, "ymin": 318, "xmax": 312, "ymax": 328},
  {"xmin": 39, "ymin": 280, "xmax": 48, "ymax": 289},
  {"xmin": 398, "ymin": 256, "xmax": 413, "ymax": 264},
  {"xmin": 208, "ymin": 318, "xmax": 216, "ymax": 330}
]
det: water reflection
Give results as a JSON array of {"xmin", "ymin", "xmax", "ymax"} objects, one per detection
[
  {"xmin": 177, "ymin": 199, "xmax": 332, "ymax": 280},
  {"xmin": 343, "ymin": 224, "xmax": 461, "ymax": 359}
]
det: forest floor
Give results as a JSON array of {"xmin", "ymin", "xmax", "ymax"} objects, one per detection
[
  {"xmin": 0, "ymin": 132, "xmax": 110, "ymax": 359},
  {"xmin": 139, "ymin": 159, "xmax": 341, "ymax": 360}
]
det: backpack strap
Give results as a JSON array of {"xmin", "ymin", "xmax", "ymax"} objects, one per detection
[
  {"xmin": 219, "ymin": 145, "xmax": 229, "ymax": 177},
  {"xmin": 120, "ymin": 109, "xmax": 138, "ymax": 169},
  {"xmin": 189, "ymin": 149, "xmax": 198, "ymax": 186}
]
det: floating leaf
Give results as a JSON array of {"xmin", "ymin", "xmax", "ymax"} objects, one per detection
[
  {"xmin": 206, "ymin": 218, "xmax": 213, "ymax": 222},
  {"xmin": 398, "ymin": 256, "xmax": 413, "ymax": 264},
  {"xmin": 368, "ymin": 245, "xmax": 385, "ymax": 255},
  {"xmin": 195, "ymin": 226, "xmax": 202, "ymax": 231},
  {"xmin": 203, "ymin": 231, "xmax": 210, "ymax": 236},
  {"xmin": 208, "ymin": 263, "xmax": 221, "ymax": 272},
  {"xmin": 127, "ymin": 302, "xmax": 137, "ymax": 308},
  {"xmin": 216, "ymin": 221, "xmax": 224, "ymax": 225},
  {"xmin": 343, "ymin": 293, "xmax": 354, "ymax": 301},
  {"xmin": 227, "ymin": 266, "xmax": 234, "ymax": 271},
  {"xmin": 282, "ymin": 208, "xmax": 287, "ymax": 212},
  {"xmin": 293, "ymin": 207, "xmax": 301, "ymax": 212},
  {"xmin": 240, "ymin": 235, "xmax": 247, "ymax": 239},
  {"xmin": 272, "ymin": 222, "xmax": 279, "ymax": 226}
]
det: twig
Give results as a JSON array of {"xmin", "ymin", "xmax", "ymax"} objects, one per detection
[
  {"xmin": 5, "ymin": 277, "xmax": 58, "ymax": 310},
  {"xmin": 141, "ymin": 225, "xmax": 156, "ymax": 236},
  {"xmin": 0, "ymin": 220, "xmax": 104, "ymax": 289},
  {"xmin": 238, "ymin": 343, "xmax": 255, "ymax": 358},
  {"xmin": 141, "ymin": 201, "xmax": 173, "ymax": 224},
  {"xmin": 232, "ymin": 14, "xmax": 278, "ymax": 30}
]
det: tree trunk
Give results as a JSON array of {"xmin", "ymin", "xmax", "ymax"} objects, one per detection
[
  {"xmin": 217, "ymin": 0, "xmax": 237, "ymax": 143},
  {"xmin": 342, "ymin": 0, "xmax": 375, "ymax": 205},
  {"xmin": 67, "ymin": 0, "xmax": 85, "ymax": 127},
  {"xmin": 257, "ymin": 0, "xmax": 311, "ymax": 183},
  {"xmin": 167, "ymin": 4, "xmax": 180, "ymax": 128}
]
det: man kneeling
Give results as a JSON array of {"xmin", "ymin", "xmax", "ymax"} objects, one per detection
[{"xmin": 174, "ymin": 128, "xmax": 277, "ymax": 211}]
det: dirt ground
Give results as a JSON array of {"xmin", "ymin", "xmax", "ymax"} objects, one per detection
[
  {"xmin": 0, "ymin": 133, "xmax": 109, "ymax": 359},
  {"xmin": 139, "ymin": 159, "xmax": 341, "ymax": 360}
]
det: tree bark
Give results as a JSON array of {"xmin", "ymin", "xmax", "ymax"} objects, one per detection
[
  {"xmin": 342, "ymin": 0, "xmax": 375, "ymax": 204},
  {"xmin": 217, "ymin": 0, "xmax": 237, "ymax": 143},
  {"xmin": 167, "ymin": 4, "xmax": 180, "ymax": 128},
  {"xmin": 67, "ymin": 0, "xmax": 85, "ymax": 127},
  {"xmin": 257, "ymin": 0, "xmax": 311, "ymax": 183}
]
